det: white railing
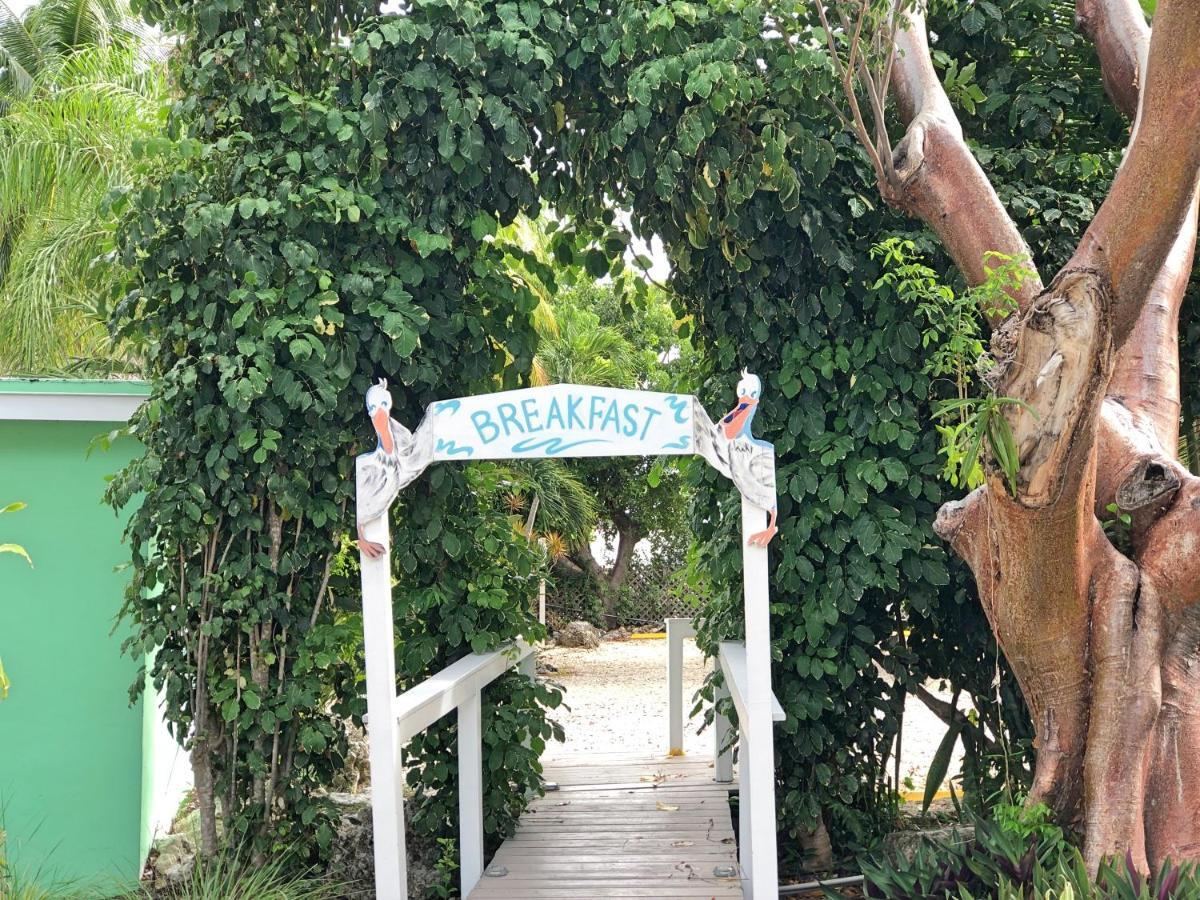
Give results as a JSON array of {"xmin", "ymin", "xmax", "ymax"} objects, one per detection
[
  {"xmin": 361, "ymin": 509, "xmax": 536, "ymax": 900},
  {"xmin": 666, "ymin": 617, "xmax": 786, "ymax": 899},
  {"xmin": 374, "ymin": 635, "xmax": 534, "ymax": 900}
]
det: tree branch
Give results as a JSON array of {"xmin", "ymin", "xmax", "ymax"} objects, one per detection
[
  {"xmin": 1073, "ymin": 0, "xmax": 1200, "ymax": 344},
  {"xmin": 1076, "ymin": 0, "xmax": 1149, "ymax": 121},
  {"xmin": 886, "ymin": 1, "xmax": 1043, "ymax": 317}
]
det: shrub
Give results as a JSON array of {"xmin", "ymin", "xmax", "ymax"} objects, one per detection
[{"xmin": 862, "ymin": 806, "xmax": 1200, "ymax": 899}]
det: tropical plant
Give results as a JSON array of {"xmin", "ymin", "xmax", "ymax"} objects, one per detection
[
  {"xmin": 533, "ymin": 280, "xmax": 699, "ymax": 622},
  {"xmin": 861, "ymin": 806, "xmax": 1200, "ymax": 899},
  {"xmin": 0, "ymin": 0, "xmax": 151, "ymax": 104},
  {"xmin": 113, "ymin": 0, "xmax": 567, "ymax": 871},
  {"xmin": 0, "ymin": 0, "xmax": 166, "ymax": 375},
  {"xmin": 0, "ymin": 500, "xmax": 30, "ymax": 701}
]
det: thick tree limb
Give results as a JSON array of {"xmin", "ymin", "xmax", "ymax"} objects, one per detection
[
  {"xmin": 1076, "ymin": 0, "xmax": 1149, "ymax": 120},
  {"xmin": 1107, "ymin": 191, "xmax": 1198, "ymax": 453},
  {"xmin": 1073, "ymin": 0, "xmax": 1200, "ymax": 342},
  {"xmin": 885, "ymin": 1, "xmax": 1042, "ymax": 316},
  {"xmin": 1082, "ymin": 547, "xmax": 1162, "ymax": 871},
  {"xmin": 1144, "ymin": 604, "xmax": 1200, "ymax": 863}
]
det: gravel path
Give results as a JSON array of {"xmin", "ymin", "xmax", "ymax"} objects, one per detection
[
  {"xmin": 540, "ymin": 637, "xmax": 710, "ymax": 760},
  {"xmin": 538, "ymin": 638, "xmax": 964, "ymax": 790}
]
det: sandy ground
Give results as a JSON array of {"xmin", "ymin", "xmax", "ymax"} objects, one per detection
[{"xmin": 539, "ymin": 638, "xmax": 964, "ymax": 790}]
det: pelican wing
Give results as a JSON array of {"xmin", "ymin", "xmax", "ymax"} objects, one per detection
[
  {"xmin": 395, "ymin": 413, "xmax": 435, "ymax": 490},
  {"xmin": 356, "ymin": 452, "xmax": 399, "ymax": 525},
  {"xmin": 729, "ymin": 441, "xmax": 777, "ymax": 511},
  {"xmin": 692, "ymin": 399, "xmax": 732, "ymax": 479}
]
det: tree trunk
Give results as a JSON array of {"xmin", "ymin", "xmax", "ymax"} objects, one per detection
[
  {"xmin": 192, "ymin": 730, "xmax": 219, "ymax": 856},
  {"xmin": 567, "ymin": 521, "xmax": 642, "ymax": 625},
  {"xmin": 797, "ymin": 813, "xmax": 835, "ymax": 872},
  {"xmin": 840, "ymin": 0, "xmax": 1200, "ymax": 871}
]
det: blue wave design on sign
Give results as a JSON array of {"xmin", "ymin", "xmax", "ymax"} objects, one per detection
[
  {"xmin": 511, "ymin": 436, "xmax": 608, "ymax": 456},
  {"xmin": 661, "ymin": 435, "xmax": 691, "ymax": 450},
  {"xmin": 434, "ymin": 399, "xmax": 462, "ymax": 415},
  {"xmin": 664, "ymin": 395, "xmax": 690, "ymax": 424},
  {"xmin": 437, "ymin": 438, "xmax": 475, "ymax": 457}
]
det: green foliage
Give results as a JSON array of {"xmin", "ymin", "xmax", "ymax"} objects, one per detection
[
  {"xmin": 0, "ymin": 0, "xmax": 166, "ymax": 375},
  {"xmin": 550, "ymin": 283, "xmax": 697, "ymax": 552},
  {"xmin": 934, "ymin": 396, "xmax": 1033, "ymax": 498},
  {"xmin": 127, "ymin": 852, "xmax": 349, "ymax": 899},
  {"xmin": 862, "ymin": 810, "xmax": 1200, "ymax": 899},
  {"xmin": 544, "ymin": 0, "xmax": 951, "ymax": 855},
  {"xmin": 111, "ymin": 0, "xmax": 567, "ymax": 867}
]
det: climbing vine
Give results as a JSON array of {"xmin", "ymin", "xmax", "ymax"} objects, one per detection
[
  {"xmin": 112, "ymin": 0, "xmax": 567, "ymax": 868},
  {"xmin": 113, "ymin": 0, "xmax": 1137, "ymax": 878}
]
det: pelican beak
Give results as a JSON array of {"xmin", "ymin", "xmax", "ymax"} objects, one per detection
[
  {"xmin": 721, "ymin": 396, "xmax": 757, "ymax": 439},
  {"xmin": 372, "ymin": 406, "xmax": 394, "ymax": 454}
]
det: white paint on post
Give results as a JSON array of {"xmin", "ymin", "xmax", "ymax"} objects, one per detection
[
  {"xmin": 359, "ymin": 511, "xmax": 407, "ymax": 900},
  {"xmin": 665, "ymin": 617, "xmax": 695, "ymax": 755},
  {"xmin": 714, "ymin": 676, "xmax": 734, "ymax": 784},
  {"xmin": 739, "ymin": 733, "xmax": 754, "ymax": 891},
  {"xmin": 739, "ymin": 494, "xmax": 780, "ymax": 900},
  {"xmin": 458, "ymin": 690, "xmax": 484, "ymax": 897}
]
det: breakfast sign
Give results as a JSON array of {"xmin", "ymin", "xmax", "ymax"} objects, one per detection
[
  {"xmin": 355, "ymin": 374, "xmax": 782, "ymax": 900},
  {"xmin": 425, "ymin": 384, "xmax": 695, "ymax": 460}
]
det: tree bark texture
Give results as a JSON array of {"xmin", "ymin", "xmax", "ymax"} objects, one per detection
[{"xmin": 867, "ymin": 0, "xmax": 1200, "ymax": 871}]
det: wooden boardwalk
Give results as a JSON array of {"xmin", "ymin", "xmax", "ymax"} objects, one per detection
[{"xmin": 467, "ymin": 752, "xmax": 743, "ymax": 899}]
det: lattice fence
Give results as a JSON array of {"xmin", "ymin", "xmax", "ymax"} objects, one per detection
[{"xmin": 545, "ymin": 547, "xmax": 706, "ymax": 629}]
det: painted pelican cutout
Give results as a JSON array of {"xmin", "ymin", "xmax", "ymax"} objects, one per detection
[
  {"xmin": 694, "ymin": 371, "xmax": 779, "ymax": 546},
  {"xmin": 355, "ymin": 379, "xmax": 434, "ymax": 557}
]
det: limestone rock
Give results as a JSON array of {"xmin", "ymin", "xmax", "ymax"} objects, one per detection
[
  {"xmin": 325, "ymin": 789, "xmax": 442, "ymax": 898},
  {"xmin": 150, "ymin": 831, "xmax": 195, "ymax": 889},
  {"xmin": 881, "ymin": 824, "xmax": 975, "ymax": 862},
  {"xmin": 555, "ymin": 620, "xmax": 602, "ymax": 648}
]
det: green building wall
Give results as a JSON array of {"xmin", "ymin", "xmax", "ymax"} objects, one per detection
[{"xmin": 0, "ymin": 379, "xmax": 153, "ymax": 892}]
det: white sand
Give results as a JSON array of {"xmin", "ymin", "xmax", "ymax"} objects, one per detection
[{"xmin": 538, "ymin": 638, "xmax": 965, "ymax": 790}]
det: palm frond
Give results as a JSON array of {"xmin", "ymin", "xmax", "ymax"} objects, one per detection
[
  {"xmin": 499, "ymin": 458, "xmax": 597, "ymax": 544},
  {"xmin": 0, "ymin": 39, "xmax": 164, "ymax": 374}
]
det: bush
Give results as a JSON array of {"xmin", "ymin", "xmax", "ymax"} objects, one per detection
[{"xmin": 862, "ymin": 805, "xmax": 1200, "ymax": 899}]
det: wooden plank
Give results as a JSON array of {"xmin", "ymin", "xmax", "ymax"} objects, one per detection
[
  {"xmin": 470, "ymin": 886, "xmax": 742, "ymax": 898},
  {"xmin": 469, "ymin": 752, "xmax": 742, "ymax": 900}
]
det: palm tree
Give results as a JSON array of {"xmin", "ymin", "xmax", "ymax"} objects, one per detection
[
  {"xmin": 532, "ymin": 301, "xmax": 637, "ymax": 388},
  {"xmin": 0, "ymin": 0, "xmax": 152, "ymax": 104},
  {"xmin": 0, "ymin": 0, "xmax": 165, "ymax": 375}
]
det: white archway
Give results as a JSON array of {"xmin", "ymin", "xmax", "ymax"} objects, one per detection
[{"xmin": 357, "ymin": 376, "xmax": 783, "ymax": 899}]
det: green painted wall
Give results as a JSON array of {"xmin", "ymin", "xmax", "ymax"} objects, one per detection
[{"xmin": 0, "ymin": 384, "xmax": 148, "ymax": 892}]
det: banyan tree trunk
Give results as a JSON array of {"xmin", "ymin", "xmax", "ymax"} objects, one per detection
[{"xmin": 849, "ymin": 0, "xmax": 1200, "ymax": 871}]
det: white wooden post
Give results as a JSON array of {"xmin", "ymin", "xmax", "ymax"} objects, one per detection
[
  {"xmin": 714, "ymin": 676, "xmax": 734, "ymax": 783},
  {"xmin": 738, "ymin": 732, "xmax": 753, "ymax": 886},
  {"xmin": 360, "ymin": 511, "xmax": 408, "ymax": 900},
  {"xmin": 538, "ymin": 578, "xmax": 546, "ymax": 626},
  {"xmin": 458, "ymin": 690, "xmax": 484, "ymax": 897},
  {"xmin": 666, "ymin": 617, "xmax": 693, "ymax": 756},
  {"xmin": 740, "ymin": 495, "xmax": 779, "ymax": 900}
]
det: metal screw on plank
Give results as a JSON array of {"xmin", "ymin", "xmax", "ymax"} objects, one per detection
[
  {"xmin": 713, "ymin": 864, "xmax": 738, "ymax": 878},
  {"xmin": 544, "ymin": 781, "xmax": 559, "ymax": 791},
  {"xmin": 484, "ymin": 865, "xmax": 508, "ymax": 878}
]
